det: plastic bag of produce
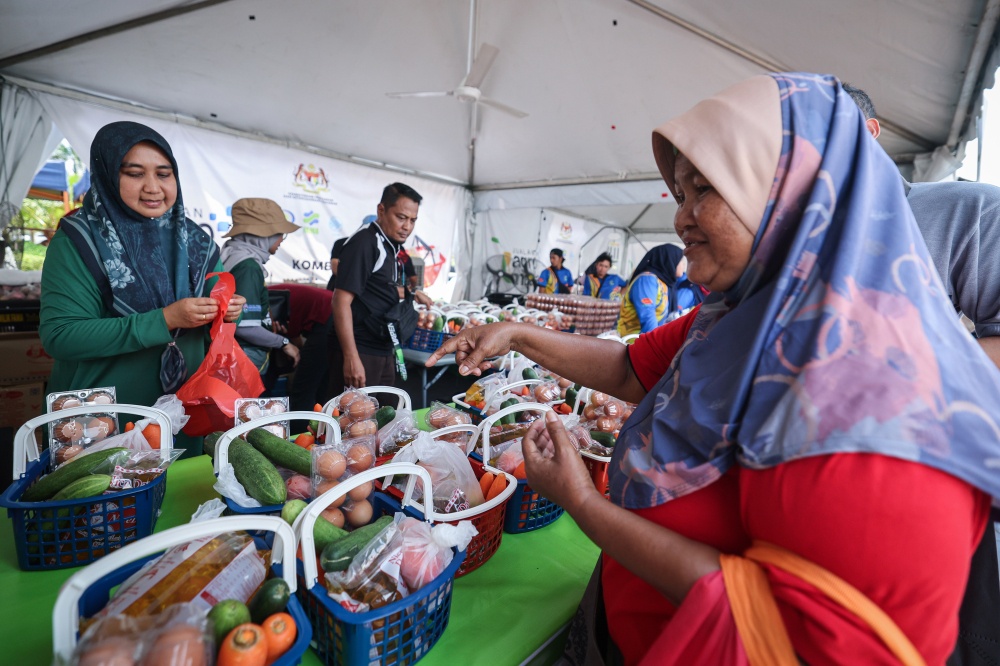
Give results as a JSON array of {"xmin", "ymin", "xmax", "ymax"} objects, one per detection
[
  {"xmin": 214, "ymin": 462, "xmax": 261, "ymax": 508},
  {"xmin": 376, "ymin": 409, "xmax": 418, "ymax": 458},
  {"xmin": 73, "ymin": 602, "xmax": 211, "ymax": 666},
  {"xmin": 89, "ymin": 532, "xmax": 266, "ymax": 622},
  {"xmin": 390, "ymin": 432, "xmax": 485, "ymax": 513},
  {"xmin": 324, "ymin": 515, "xmax": 408, "ymax": 613},
  {"xmin": 177, "ymin": 272, "xmax": 265, "ymax": 436},
  {"xmin": 398, "ymin": 517, "xmax": 477, "ymax": 591}
]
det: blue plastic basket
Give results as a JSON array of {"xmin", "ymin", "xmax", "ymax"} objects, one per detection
[
  {"xmin": 295, "ymin": 464, "xmax": 464, "ymax": 666},
  {"xmin": 475, "ymin": 401, "xmax": 565, "ymax": 534},
  {"xmin": 0, "ymin": 404, "xmax": 173, "ymax": 571},
  {"xmin": 214, "ymin": 410, "xmax": 342, "ymax": 520},
  {"xmin": 405, "ymin": 328, "xmax": 454, "ymax": 352},
  {"xmin": 52, "ymin": 516, "xmax": 310, "ymax": 666}
]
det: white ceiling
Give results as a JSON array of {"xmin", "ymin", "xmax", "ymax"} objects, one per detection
[{"xmin": 1, "ymin": 0, "xmax": 995, "ymax": 230}]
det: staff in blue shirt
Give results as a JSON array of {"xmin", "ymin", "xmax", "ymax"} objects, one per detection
[
  {"xmin": 583, "ymin": 252, "xmax": 627, "ymax": 300},
  {"xmin": 537, "ymin": 248, "xmax": 574, "ymax": 294}
]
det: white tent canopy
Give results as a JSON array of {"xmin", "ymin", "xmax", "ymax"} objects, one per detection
[{"xmin": 2, "ymin": 0, "xmax": 997, "ymax": 297}]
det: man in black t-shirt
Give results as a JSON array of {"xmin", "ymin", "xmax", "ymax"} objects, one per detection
[{"xmin": 328, "ymin": 182, "xmax": 422, "ymax": 390}]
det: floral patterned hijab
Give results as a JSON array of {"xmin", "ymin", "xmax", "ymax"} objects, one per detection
[
  {"xmin": 60, "ymin": 121, "xmax": 219, "ymax": 318},
  {"xmin": 610, "ymin": 73, "xmax": 1000, "ymax": 509}
]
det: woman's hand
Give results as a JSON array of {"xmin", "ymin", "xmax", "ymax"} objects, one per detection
[
  {"xmin": 163, "ymin": 297, "xmax": 219, "ymax": 329},
  {"xmin": 426, "ymin": 322, "xmax": 516, "ymax": 376},
  {"xmin": 523, "ymin": 410, "xmax": 603, "ymax": 514},
  {"xmin": 224, "ymin": 294, "xmax": 245, "ymax": 323}
]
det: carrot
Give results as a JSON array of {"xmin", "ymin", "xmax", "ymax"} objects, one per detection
[
  {"xmin": 294, "ymin": 433, "xmax": 315, "ymax": 449},
  {"xmin": 512, "ymin": 461, "xmax": 526, "ymax": 480},
  {"xmin": 313, "ymin": 403, "xmax": 323, "ymax": 412},
  {"xmin": 141, "ymin": 423, "xmax": 161, "ymax": 450},
  {"xmin": 486, "ymin": 473, "xmax": 507, "ymax": 500},
  {"xmin": 478, "ymin": 472, "xmax": 495, "ymax": 498},
  {"xmin": 124, "ymin": 422, "xmax": 135, "ymax": 432},
  {"xmin": 553, "ymin": 403, "xmax": 572, "ymax": 415},
  {"xmin": 218, "ymin": 623, "xmax": 268, "ymax": 666},
  {"xmin": 262, "ymin": 613, "xmax": 297, "ymax": 664}
]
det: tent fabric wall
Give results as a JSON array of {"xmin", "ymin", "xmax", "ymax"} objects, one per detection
[
  {"xmin": 0, "ymin": 83, "xmax": 60, "ymax": 224},
  {"xmin": 31, "ymin": 87, "xmax": 471, "ymax": 298}
]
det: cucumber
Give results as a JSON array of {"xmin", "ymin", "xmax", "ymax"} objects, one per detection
[
  {"xmin": 565, "ymin": 388, "xmax": 579, "ymax": 409},
  {"xmin": 229, "ymin": 439, "xmax": 286, "ymax": 505},
  {"xmin": 21, "ymin": 448, "xmax": 127, "ymax": 502},
  {"xmin": 51, "ymin": 474, "xmax": 112, "ymax": 501},
  {"xmin": 589, "ymin": 430, "xmax": 617, "ymax": 448},
  {"xmin": 203, "ymin": 431, "xmax": 224, "ymax": 458},
  {"xmin": 207, "ymin": 599, "xmax": 251, "ymax": 644},
  {"xmin": 432, "ymin": 316, "xmax": 444, "ymax": 332},
  {"xmin": 320, "ymin": 515, "xmax": 393, "ymax": 572},
  {"xmin": 499, "ymin": 398, "xmax": 519, "ymax": 425},
  {"xmin": 246, "ymin": 428, "xmax": 312, "ymax": 476},
  {"xmin": 281, "ymin": 499, "xmax": 348, "ymax": 551},
  {"xmin": 374, "ymin": 406, "xmax": 396, "ymax": 430},
  {"xmin": 248, "ymin": 578, "xmax": 290, "ymax": 624},
  {"xmin": 522, "ymin": 367, "xmax": 539, "ymax": 380}
]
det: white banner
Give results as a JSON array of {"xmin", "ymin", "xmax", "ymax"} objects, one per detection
[{"xmin": 35, "ymin": 92, "xmax": 470, "ymax": 298}]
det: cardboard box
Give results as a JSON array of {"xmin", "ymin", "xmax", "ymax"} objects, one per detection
[
  {"xmin": 0, "ymin": 382, "xmax": 46, "ymax": 429},
  {"xmin": 0, "ymin": 332, "xmax": 54, "ymax": 386}
]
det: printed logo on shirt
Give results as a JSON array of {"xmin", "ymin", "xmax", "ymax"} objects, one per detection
[
  {"xmin": 242, "ymin": 304, "xmax": 263, "ymax": 312},
  {"xmin": 641, "ymin": 298, "xmax": 653, "ymax": 305}
]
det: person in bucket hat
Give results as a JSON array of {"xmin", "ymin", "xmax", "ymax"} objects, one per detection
[{"xmin": 221, "ymin": 198, "xmax": 301, "ymax": 373}]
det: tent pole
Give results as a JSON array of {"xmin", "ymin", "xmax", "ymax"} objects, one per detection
[
  {"xmin": 946, "ymin": 0, "xmax": 1000, "ymax": 148},
  {"xmin": 624, "ymin": 0, "xmax": 934, "ymax": 151},
  {"xmin": 0, "ymin": 0, "xmax": 237, "ymax": 69},
  {"xmin": 627, "ymin": 204, "xmax": 653, "ymax": 230}
]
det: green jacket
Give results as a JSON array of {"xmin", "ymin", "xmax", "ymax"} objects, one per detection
[{"xmin": 39, "ymin": 229, "xmax": 222, "ymax": 457}]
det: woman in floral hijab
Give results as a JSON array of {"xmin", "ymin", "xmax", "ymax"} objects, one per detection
[{"xmin": 40, "ymin": 121, "xmax": 242, "ymax": 456}]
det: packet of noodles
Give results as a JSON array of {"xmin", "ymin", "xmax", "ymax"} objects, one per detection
[{"xmin": 87, "ymin": 532, "xmax": 268, "ymax": 623}]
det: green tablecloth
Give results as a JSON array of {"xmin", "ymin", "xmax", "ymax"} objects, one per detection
[{"xmin": 0, "ymin": 450, "xmax": 599, "ymax": 665}]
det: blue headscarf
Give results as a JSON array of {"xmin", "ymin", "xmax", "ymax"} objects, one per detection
[
  {"xmin": 60, "ymin": 121, "xmax": 218, "ymax": 318},
  {"xmin": 611, "ymin": 73, "xmax": 1000, "ymax": 509},
  {"xmin": 60, "ymin": 121, "xmax": 219, "ymax": 392}
]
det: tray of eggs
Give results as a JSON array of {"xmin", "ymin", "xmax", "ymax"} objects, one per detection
[
  {"xmin": 334, "ymin": 390, "xmax": 380, "ymax": 440},
  {"xmin": 234, "ymin": 397, "xmax": 289, "ymax": 438},
  {"xmin": 46, "ymin": 388, "xmax": 119, "ymax": 466},
  {"xmin": 310, "ymin": 435, "xmax": 377, "ymax": 529}
]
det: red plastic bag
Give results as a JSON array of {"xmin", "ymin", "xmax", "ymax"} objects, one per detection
[{"xmin": 176, "ymin": 272, "xmax": 264, "ymax": 436}]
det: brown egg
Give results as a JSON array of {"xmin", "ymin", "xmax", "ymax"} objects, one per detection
[
  {"xmin": 444, "ymin": 412, "xmax": 471, "ymax": 427},
  {"xmin": 339, "ymin": 415, "xmax": 353, "ymax": 431},
  {"xmin": 53, "ymin": 419, "xmax": 84, "ymax": 443},
  {"xmin": 590, "ymin": 392, "xmax": 609, "ymax": 406},
  {"xmin": 347, "ymin": 444, "xmax": 374, "ymax": 473},
  {"xmin": 263, "ymin": 400, "xmax": 286, "ymax": 414},
  {"xmin": 86, "ymin": 416, "xmax": 116, "ymax": 441},
  {"xmin": 427, "ymin": 407, "xmax": 451, "ymax": 428},
  {"xmin": 315, "ymin": 450, "xmax": 347, "ymax": 480},
  {"xmin": 339, "ymin": 391, "xmax": 363, "ymax": 409},
  {"xmin": 557, "ymin": 377, "xmax": 573, "ymax": 389},
  {"xmin": 56, "ymin": 444, "xmax": 84, "ymax": 465},
  {"xmin": 87, "ymin": 391, "xmax": 114, "ymax": 406},
  {"xmin": 347, "ymin": 481, "xmax": 373, "ymax": 501},
  {"xmin": 347, "ymin": 399, "xmax": 376, "ymax": 420},
  {"xmin": 347, "ymin": 419, "xmax": 377, "ymax": 438},
  {"xmin": 77, "ymin": 636, "xmax": 138, "ymax": 666},
  {"xmin": 238, "ymin": 402, "xmax": 263, "ymax": 422},
  {"xmin": 595, "ymin": 416, "xmax": 616, "ymax": 433},
  {"xmin": 582, "ymin": 405, "xmax": 598, "ymax": 422},
  {"xmin": 51, "ymin": 395, "xmax": 83, "ymax": 411},
  {"xmin": 534, "ymin": 385, "xmax": 560, "ymax": 403},
  {"xmin": 603, "ymin": 401, "xmax": 622, "ymax": 419},
  {"xmin": 314, "ymin": 480, "xmax": 345, "ymax": 505},
  {"xmin": 143, "ymin": 624, "xmax": 206, "ymax": 666},
  {"xmin": 321, "ymin": 507, "xmax": 346, "ymax": 528},
  {"xmin": 343, "ymin": 500, "xmax": 373, "ymax": 527}
]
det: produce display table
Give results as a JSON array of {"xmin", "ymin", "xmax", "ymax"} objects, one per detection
[{"xmin": 0, "ymin": 433, "xmax": 599, "ymax": 664}]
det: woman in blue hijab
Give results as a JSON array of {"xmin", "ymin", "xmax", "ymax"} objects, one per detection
[{"xmin": 40, "ymin": 121, "xmax": 243, "ymax": 456}]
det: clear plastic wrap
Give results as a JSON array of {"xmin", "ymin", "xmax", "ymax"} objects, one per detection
[
  {"xmin": 390, "ymin": 432, "xmax": 485, "ymax": 513},
  {"xmin": 398, "ymin": 517, "xmax": 477, "ymax": 591},
  {"xmin": 324, "ymin": 516, "xmax": 408, "ymax": 613},
  {"xmin": 71, "ymin": 602, "xmax": 211, "ymax": 666}
]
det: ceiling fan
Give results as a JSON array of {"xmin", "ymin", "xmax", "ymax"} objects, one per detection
[{"xmin": 385, "ymin": 42, "xmax": 528, "ymax": 120}]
